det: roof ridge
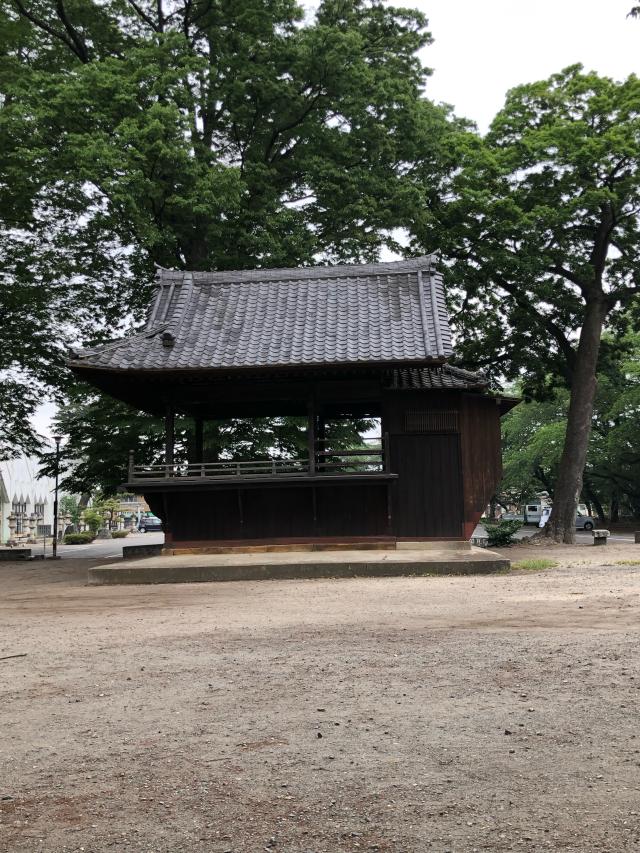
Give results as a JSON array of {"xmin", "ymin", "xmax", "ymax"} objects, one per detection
[{"xmin": 155, "ymin": 255, "xmax": 437, "ymax": 285}]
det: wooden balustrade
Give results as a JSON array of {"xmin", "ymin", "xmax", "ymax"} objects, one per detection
[{"xmin": 128, "ymin": 436, "xmax": 389, "ymax": 482}]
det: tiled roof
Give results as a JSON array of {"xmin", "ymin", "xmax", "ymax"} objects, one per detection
[
  {"xmin": 69, "ymin": 256, "xmax": 452, "ymax": 373},
  {"xmin": 388, "ymin": 365, "xmax": 488, "ymax": 391}
]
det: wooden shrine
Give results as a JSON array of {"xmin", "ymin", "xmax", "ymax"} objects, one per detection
[{"xmin": 69, "ymin": 257, "xmax": 515, "ymax": 546}]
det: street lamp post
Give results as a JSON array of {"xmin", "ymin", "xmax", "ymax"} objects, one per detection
[{"xmin": 52, "ymin": 435, "xmax": 62, "ymax": 559}]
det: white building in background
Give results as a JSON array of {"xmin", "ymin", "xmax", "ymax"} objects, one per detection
[{"xmin": 0, "ymin": 446, "xmax": 68, "ymax": 545}]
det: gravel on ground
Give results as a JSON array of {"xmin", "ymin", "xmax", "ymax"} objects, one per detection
[{"xmin": 1, "ymin": 541, "xmax": 639, "ymax": 852}]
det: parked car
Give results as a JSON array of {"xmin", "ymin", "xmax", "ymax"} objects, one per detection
[
  {"xmin": 538, "ymin": 508, "xmax": 595, "ymax": 531},
  {"xmin": 137, "ymin": 513, "xmax": 163, "ymax": 533}
]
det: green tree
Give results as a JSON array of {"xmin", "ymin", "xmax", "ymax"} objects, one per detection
[
  {"xmin": 496, "ymin": 331, "xmax": 640, "ymax": 524},
  {"xmin": 498, "ymin": 394, "xmax": 567, "ymax": 509},
  {"xmin": 94, "ymin": 495, "xmax": 123, "ymax": 530},
  {"xmin": 60, "ymin": 494, "xmax": 82, "ymax": 527},
  {"xmin": 81, "ymin": 508, "xmax": 103, "ymax": 535},
  {"xmin": 1, "ymin": 0, "xmax": 446, "ymax": 455},
  {"xmin": 412, "ymin": 66, "xmax": 640, "ymax": 542},
  {"xmin": 38, "ymin": 384, "xmax": 374, "ymax": 494}
]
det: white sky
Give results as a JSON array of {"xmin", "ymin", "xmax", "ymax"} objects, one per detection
[
  {"xmin": 31, "ymin": 0, "xmax": 639, "ymax": 437},
  {"xmin": 417, "ymin": 0, "xmax": 639, "ymax": 131}
]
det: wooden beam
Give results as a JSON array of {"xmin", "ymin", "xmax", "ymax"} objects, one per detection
[
  {"xmin": 307, "ymin": 398, "xmax": 316, "ymax": 475},
  {"xmin": 316, "ymin": 413, "xmax": 326, "ymax": 470},
  {"xmin": 165, "ymin": 404, "xmax": 175, "ymax": 466},
  {"xmin": 194, "ymin": 416, "xmax": 204, "ymax": 464}
]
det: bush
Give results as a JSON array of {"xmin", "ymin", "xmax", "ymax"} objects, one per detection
[
  {"xmin": 63, "ymin": 532, "xmax": 96, "ymax": 545},
  {"xmin": 111, "ymin": 530, "xmax": 129, "ymax": 539},
  {"xmin": 484, "ymin": 519, "xmax": 522, "ymax": 547}
]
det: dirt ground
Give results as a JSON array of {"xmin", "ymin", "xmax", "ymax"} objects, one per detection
[{"xmin": 1, "ymin": 541, "xmax": 639, "ymax": 853}]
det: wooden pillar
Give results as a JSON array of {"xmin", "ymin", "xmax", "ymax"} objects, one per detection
[
  {"xmin": 165, "ymin": 404, "xmax": 175, "ymax": 467},
  {"xmin": 307, "ymin": 398, "xmax": 315, "ymax": 475},
  {"xmin": 316, "ymin": 413, "xmax": 326, "ymax": 470},
  {"xmin": 194, "ymin": 416, "xmax": 204, "ymax": 464}
]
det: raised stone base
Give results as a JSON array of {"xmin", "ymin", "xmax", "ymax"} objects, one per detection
[
  {"xmin": 88, "ymin": 547, "xmax": 509, "ymax": 585},
  {"xmin": 0, "ymin": 548, "xmax": 32, "ymax": 561}
]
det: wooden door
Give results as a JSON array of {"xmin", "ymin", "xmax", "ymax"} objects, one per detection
[{"xmin": 390, "ymin": 434, "xmax": 464, "ymax": 538}]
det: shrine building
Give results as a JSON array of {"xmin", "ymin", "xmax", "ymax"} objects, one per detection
[{"xmin": 68, "ymin": 256, "xmax": 515, "ymax": 548}]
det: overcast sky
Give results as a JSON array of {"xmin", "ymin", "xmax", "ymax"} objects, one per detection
[
  {"xmin": 417, "ymin": 0, "xmax": 639, "ymax": 131},
  {"xmin": 32, "ymin": 0, "xmax": 639, "ymax": 437}
]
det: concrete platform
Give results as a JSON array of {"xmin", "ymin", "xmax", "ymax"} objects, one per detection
[{"xmin": 87, "ymin": 547, "xmax": 509, "ymax": 585}]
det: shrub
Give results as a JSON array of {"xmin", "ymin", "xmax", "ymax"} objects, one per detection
[
  {"xmin": 484, "ymin": 519, "xmax": 522, "ymax": 547},
  {"xmin": 111, "ymin": 530, "xmax": 129, "ymax": 539},
  {"xmin": 63, "ymin": 532, "xmax": 95, "ymax": 545}
]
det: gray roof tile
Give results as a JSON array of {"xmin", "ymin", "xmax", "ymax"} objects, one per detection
[
  {"xmin": 70, "ymin": 256, "xmax": 452, "ymax": 373},
  {"xmin": 389, "ymin": 365, "xmax": 488, "ymax": 391}
]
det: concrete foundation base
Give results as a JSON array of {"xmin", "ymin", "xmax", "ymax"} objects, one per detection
[{"xmin": 88, "ymin": 547, "xmax": 509, "ymax": 585}]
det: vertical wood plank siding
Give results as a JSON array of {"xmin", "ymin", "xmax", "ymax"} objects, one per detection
[
  {"xmin": 390, "ymin": 434, "xmax": 464, "ymax": 537},
  {"xmin": 149, "ymin": 483, "xmax": 389, "ymax": 542},
  {"xmin": 459, "ymin": 395, "xmax": 503, "ymax": 537}
]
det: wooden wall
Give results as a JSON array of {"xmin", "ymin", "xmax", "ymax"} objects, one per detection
[
  {"xmin": 143, "ymin": 388, "xmax": 504, "ymax": 545},
  {"xmin": 459, "ymin": 395, "xmax": 503, "ymax": 538},
  {"xmin": 383, "ymin": 389, "xmax": 503, "ymax": 539},
  {"xmin": 146, "ymin": 481, "xmax": 389, "ymax": 543}
]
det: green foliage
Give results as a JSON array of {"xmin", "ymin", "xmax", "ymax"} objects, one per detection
[
  {"xmin": 63, "ymin": 531, "xmax": 95, "ymax": 545},
  {"xmin": 413, "ymin": 65, "xmax": 640, "ymax": 395},
  {"xmin": 412, "ymin": 66, "xmax": 640, "ymax": 537},
  {"xmin": 81, "ymin": 508, "xmax": 103, "ymax": 534},
  {"xmin": 1, "ymin": 0, "xmax": 447, "ymax": 454},
  {"xmin": 111, "ymin": 530, "xmax": 129, "ymax": 539},
  {"xmin": 95, "ymin": 495, "xmax": 123, "ymax": 529},
  {"xmin": 38, "ymin": 384, "xmax": 375, "ymax": 495},
  {"xmin": 484, "ymin": 519, "xmax": 522, "ymax": 547},
  {"xmin": 499, "ymin": 393, "xmax": 567, "ymax": 504},
  {"xmin": 60, "ymin": 495, "xmax": 82, "ymax": 526},
  {"xmin": 497, "ymin": 329, "xmax": 640, "ymax": 520}
]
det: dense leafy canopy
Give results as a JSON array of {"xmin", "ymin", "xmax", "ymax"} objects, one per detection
[
  {"xmin": 1, "ymin": 0, "xmax": 445, "ymax": 456},
  {"xmin": 413, "ymin": 66, "xmax": 640, "ymax": 393}
]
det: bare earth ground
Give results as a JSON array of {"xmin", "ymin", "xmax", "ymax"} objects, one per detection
[{"xmin": 1, "ymin": 541, "xmax": 639, "ymax": 853}]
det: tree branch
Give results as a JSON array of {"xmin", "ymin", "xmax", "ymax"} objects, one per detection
[
  {"xmin": 589, "ymin": 202, "xmax": 616, "ymax": 288},
  {"xmin": 11, "ymin": 0, "xmax": 88, "ymax": 62},
  {"xmin": 549, "ymin": 264, "xmax": 588, "ymax": 292},
  {"xmin": 492, "ymin": 271, "xmax": 577, "ymax": 374},
  {"xmin": 54, "ymin": 0, "xmax": 89, "ymax": 62},
  {"xmin": 124, "ymin": 0, "xmax": 161, "ymax": 32},
  {"xmin": 607, "ymin": 283, "xmax": 640, "ymax": 309}
]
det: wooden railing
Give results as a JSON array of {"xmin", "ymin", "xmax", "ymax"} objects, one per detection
[{"xmin": 128, "ymin": 436, "xmax": 389, "ymax": 482}]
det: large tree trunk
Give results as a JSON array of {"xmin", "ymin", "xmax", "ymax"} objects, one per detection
[{"xmin": 548, "ymin": 299, "xmax": 607, "ymax": 543}]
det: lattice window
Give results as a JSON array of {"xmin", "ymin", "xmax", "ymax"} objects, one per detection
[{"xmin": 404, "ymin": 410, "xmax": 459, "ymax": 433}]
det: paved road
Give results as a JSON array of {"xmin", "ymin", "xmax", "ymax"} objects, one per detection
[
  {"xmin": 27, "ymin": 532, "xmax": 165, "ymax": 559},
  {"xmin": 13, "ymin": 528, "xmax": 635, "ymax": 560},
  {"xmin": 472, "ymin": 523, "xmax": 635, "ymax": 543}
]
